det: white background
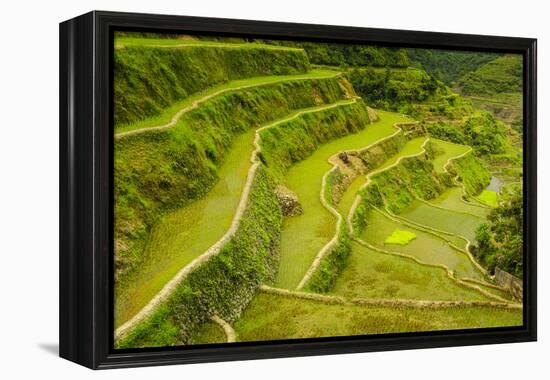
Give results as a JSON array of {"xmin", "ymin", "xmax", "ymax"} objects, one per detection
[{"xmin": 0, "ymin": 0, "xmax": 547, "ymax": 378}]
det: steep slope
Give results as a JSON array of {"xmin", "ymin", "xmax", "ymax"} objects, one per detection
[{"xmin": 114, "ymin": 41, "xmax": 311, "ymax": 126}]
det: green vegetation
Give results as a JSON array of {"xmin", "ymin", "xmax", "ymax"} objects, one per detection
[
  {"xmin": 189, "ymin": 322, "xmax": 227, "ymax": 345},
  {"xmin": 115, "ymin": 76, "xmax": 350, "ymax": 293},
  {"xmin": 116, "ymin": 69, "xmax": 341, "ymax": 134},
  {"xmin": 457, "ymin": 55, "xmax": 523, "ymax": 96},
  {"xmin": 260, "ymin": 99, "xmax": 369, "ymax": 178},
  {"xmin": 348, "ymin": 67, "xmax": 472, "ymax": 121},
  {"xmin": 114, "ymin": 43, "xmax": 310, "ymax": 125},
  {"xmin": 384, "ymin": 229, "xmax": 417, "ymax": 245},
  {"xmin": 426, "ymin": 111, "xmax": 507, "ymax": 155},
  {"xmin": 374, "ymin": 156, "xmax": 450, "ymax": 214},
  {"xmin": 113, "ymin": 33, "xmax": 524, "ymax": 348},
  {"xmin": 473, "ymin": 187, "xmax": 523, "ymax": 277},
  {"xmin": 271, "ymin": 110, "xmax": 409, "ymax": 289},
  {"xmin": 375, "ymin": 137, "xmax": 427, "ymax": 172},
  {"xmin": 429, "ymin": 188, "xmax": 489, "ymax": 218},
  {"xmin": 429, "ymin": 138, "xmax": 470, "ymax": 173},
  {"xmin": 477, "ymin": 190, "xmax": 499, "ymax": 207},
  {"xmin": 359, "ymin": 209, "xmax": 483, "ymax": 279},
  {"xmin": 233, "ymin": 293, "xmax": 521, "ymax": 342},
  {"xmin": 115, "ymin": 130, "xmax": 255, "ymax": 325},
  {"xmin": 117, "ymin": 167, "xmax": 282, "ymax": 348},
  {"xmin": 332, "ymin": 243, "xmax": 492, "ymax": 301},
  {"xmin": 400, "ymin": 200, "xmax": 484, "ymax": 242},
  {"xmin": 450, "ymin": 153, "xmax": 492, "ymax": 195},
  {"xmin": 407, "ymin": 49, "xmax": 498, "ymax": 85},
  {"xmin": 115, "ymin": 36, "xmax": 302, "ymax": 50},
  {"xmin": 306, "ymin": 230, "xmax": 352, "ymax": 293},
  {"xmin": 261, "ymin": 40, "xmax": 409, "ymax": 68}
]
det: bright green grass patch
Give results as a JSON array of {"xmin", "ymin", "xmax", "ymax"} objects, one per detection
[
  {"xmin": 115, "ymin": 70, "xmax": 340, "ymax": 133},
  {"xmin": 188, "ymin": 322, "xmax": 227, "ymax": 345},
  {"xmin": 430, "ymin": 138, "xmax": 471, "ymax": 173},
  {"xmin": 360, "ymin": 209, "xmax": 484, "ymax": 279},
  {"xmin": 332, "ymin": 243, "xmax": 493, "ymax": 301},
  {"xmin": 115, "ymin": 130, "xmax": 255, "ymax": 326},
  {"xmin": 399, "ymin": 199, "xmax": 485, "ymax": 242},
  {"xmin": 477, "ymin": 190, "xmax": 499, "ymax": 207},
  {"xmin": 384, "ymin": 229, "xmax": 416, "ymax": 245},
  {"xmin": 275, "ymin": 110, "xmax": 410, "ymax": 289},
  {"xmin": 115, "ymin": 36, "xmax": 302, "ymax": 50},
  {"xmin": 232, "ymin": 293, "xmax": 522, "ymax": 342}
]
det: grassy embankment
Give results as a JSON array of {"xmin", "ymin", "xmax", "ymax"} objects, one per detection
[
  {"xmin": 233, "ymin": 293, "xmax": 522, "ymax": 342},
  {"xmin": 114, "ymin": 39, "xmax": 311, "ymax": 127}
]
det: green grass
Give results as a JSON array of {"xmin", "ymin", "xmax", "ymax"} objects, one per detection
[
  {"xmin": 467, "ymin": 92, "xmax": 522, "ymax": 127},
  {"xmin": 430, "ymin": 138, "xmax": 471, "ymax": 173},
  {"xmin": 115, "ymin": 36, "xmax": 303, "ymax": 50},
  {"xmin": 336, "ymin": 175, "xmax": 367, "ymax": 217},
  {"xmin": 332, "ymin": 243, "xmax": 493, "ymax": 301},
  {"xmin": 115, "ymin": 130, "xmax": 255, "ymax": 326},
  {"xmin": 115, "ymin": 100, "xmax": 362, "ymax": 327},
  {"xmin": 275, "ymin": 110, "xmax": 410, "ymax": 289},
  {"xmin": 232, "ymin": 293, "xmax": 522, "ymax": 342},
  {"xmin": 399, "ymin": 199, "xmax": 485, "ymax": 242},
  {"xmin": 114, "ymin": 77, "xmax": 352, "ymax": 300},
  {"xmin": 334, "ymin": 136, "xmax": 426, "ymax": 222},
  {"xmin": 429, "ymin": 187, "xmax": 489, "ymax": 218},
  {"xmin": 374, "ymin": 137, "xmax": 427, "ymax": 172},
  {"xmin": 360, "ymin": 209, "xmax": 484, "ymax": 279},
  {"xmin": 384, "ymin": 229, "xmax": 417, "ymax": 245},
  {"xmin": 477, "ymin": 190, "xmax": 499, "ymax": 207},
  {"xmin": 457, "ymin": 54, "xmax": 523, "ymax": 96},
  {"xmin": 116, "ymin": 70, "xmax": 340, "ymax": 133},
  {"xmin": 114, "ymin": 41, "xmax": 311, "ymax": 126},
  {"xmin": 188, "ymin": 322, "xmax": 227, "ymax": 345}
]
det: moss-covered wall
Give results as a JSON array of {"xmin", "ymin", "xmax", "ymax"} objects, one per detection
[
  {"xmin": 357, "ymin": 131, "xmax": 407, "ymax": 171},
  {"xmin": 114, "ymin": 46, "xmax": 311, "ymax": 126},
  {"xmin": 306, "ymin": 229, "xmax": 351, "ymax": 293},
  {"xmin": 374, "ymin": 156, "xmax": 451, "ymax": 214},
  {"xmin": 450, "ymin": 153, "xmax": 492, "ymax": 196},
  {"xmin": 260, "ymin": 99, "xmax": 371, "ymax": 178}
]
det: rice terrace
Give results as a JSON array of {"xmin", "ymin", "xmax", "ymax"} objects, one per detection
[{"xmin": 112, "ymin": 32, "xmax": 524, "ymax": 348}]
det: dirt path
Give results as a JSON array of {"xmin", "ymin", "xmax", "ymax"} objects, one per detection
[
  {"xmin": 115, "ymin": 72, "xmax": 341, "ymax": 139},
  {"xmin": 115, "ymin": 99, "xmax": 358, "ymax": 342},
  {"xmin": 211, "ymin": 315, "xmax": 237, "ymax": 343},
  {"xmin": 260, "ymin": 285, "xmax": 520, "ymax": 309}
]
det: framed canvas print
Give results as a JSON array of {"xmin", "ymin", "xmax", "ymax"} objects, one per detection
[{"xmin": 59, "ymin": 11, "xmax": 537, "ymax": 369}]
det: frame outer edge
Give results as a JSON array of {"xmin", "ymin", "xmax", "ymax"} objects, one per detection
[
  {"xmin": 59, "ymin": 11, "xmax": 96, "ymax": 369},
  {"xmin": 57, "ymin": 10, "xmax": 537, "ymax": 370}
]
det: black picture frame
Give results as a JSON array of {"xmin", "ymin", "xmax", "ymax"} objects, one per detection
[{"xmin": 59, "ymin": 10, "xmax": 537, "ymax": 369}]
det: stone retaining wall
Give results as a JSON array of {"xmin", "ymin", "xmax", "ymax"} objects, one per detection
[{"xmin": 494, "ymin": 267, "xmax": 523, "ymax": 300}]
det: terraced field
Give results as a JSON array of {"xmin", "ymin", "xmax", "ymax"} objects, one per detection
[
  {"xmin": 232, "ymin": 292, "xmax": 521, "ymax": 342},
  {"xmin": 276, "ymin": 111, "xmax": 409, "ymax": 289},
  {"xmin": 113, "ymin": 34, "xmax": 522, "ymax": 349}
]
